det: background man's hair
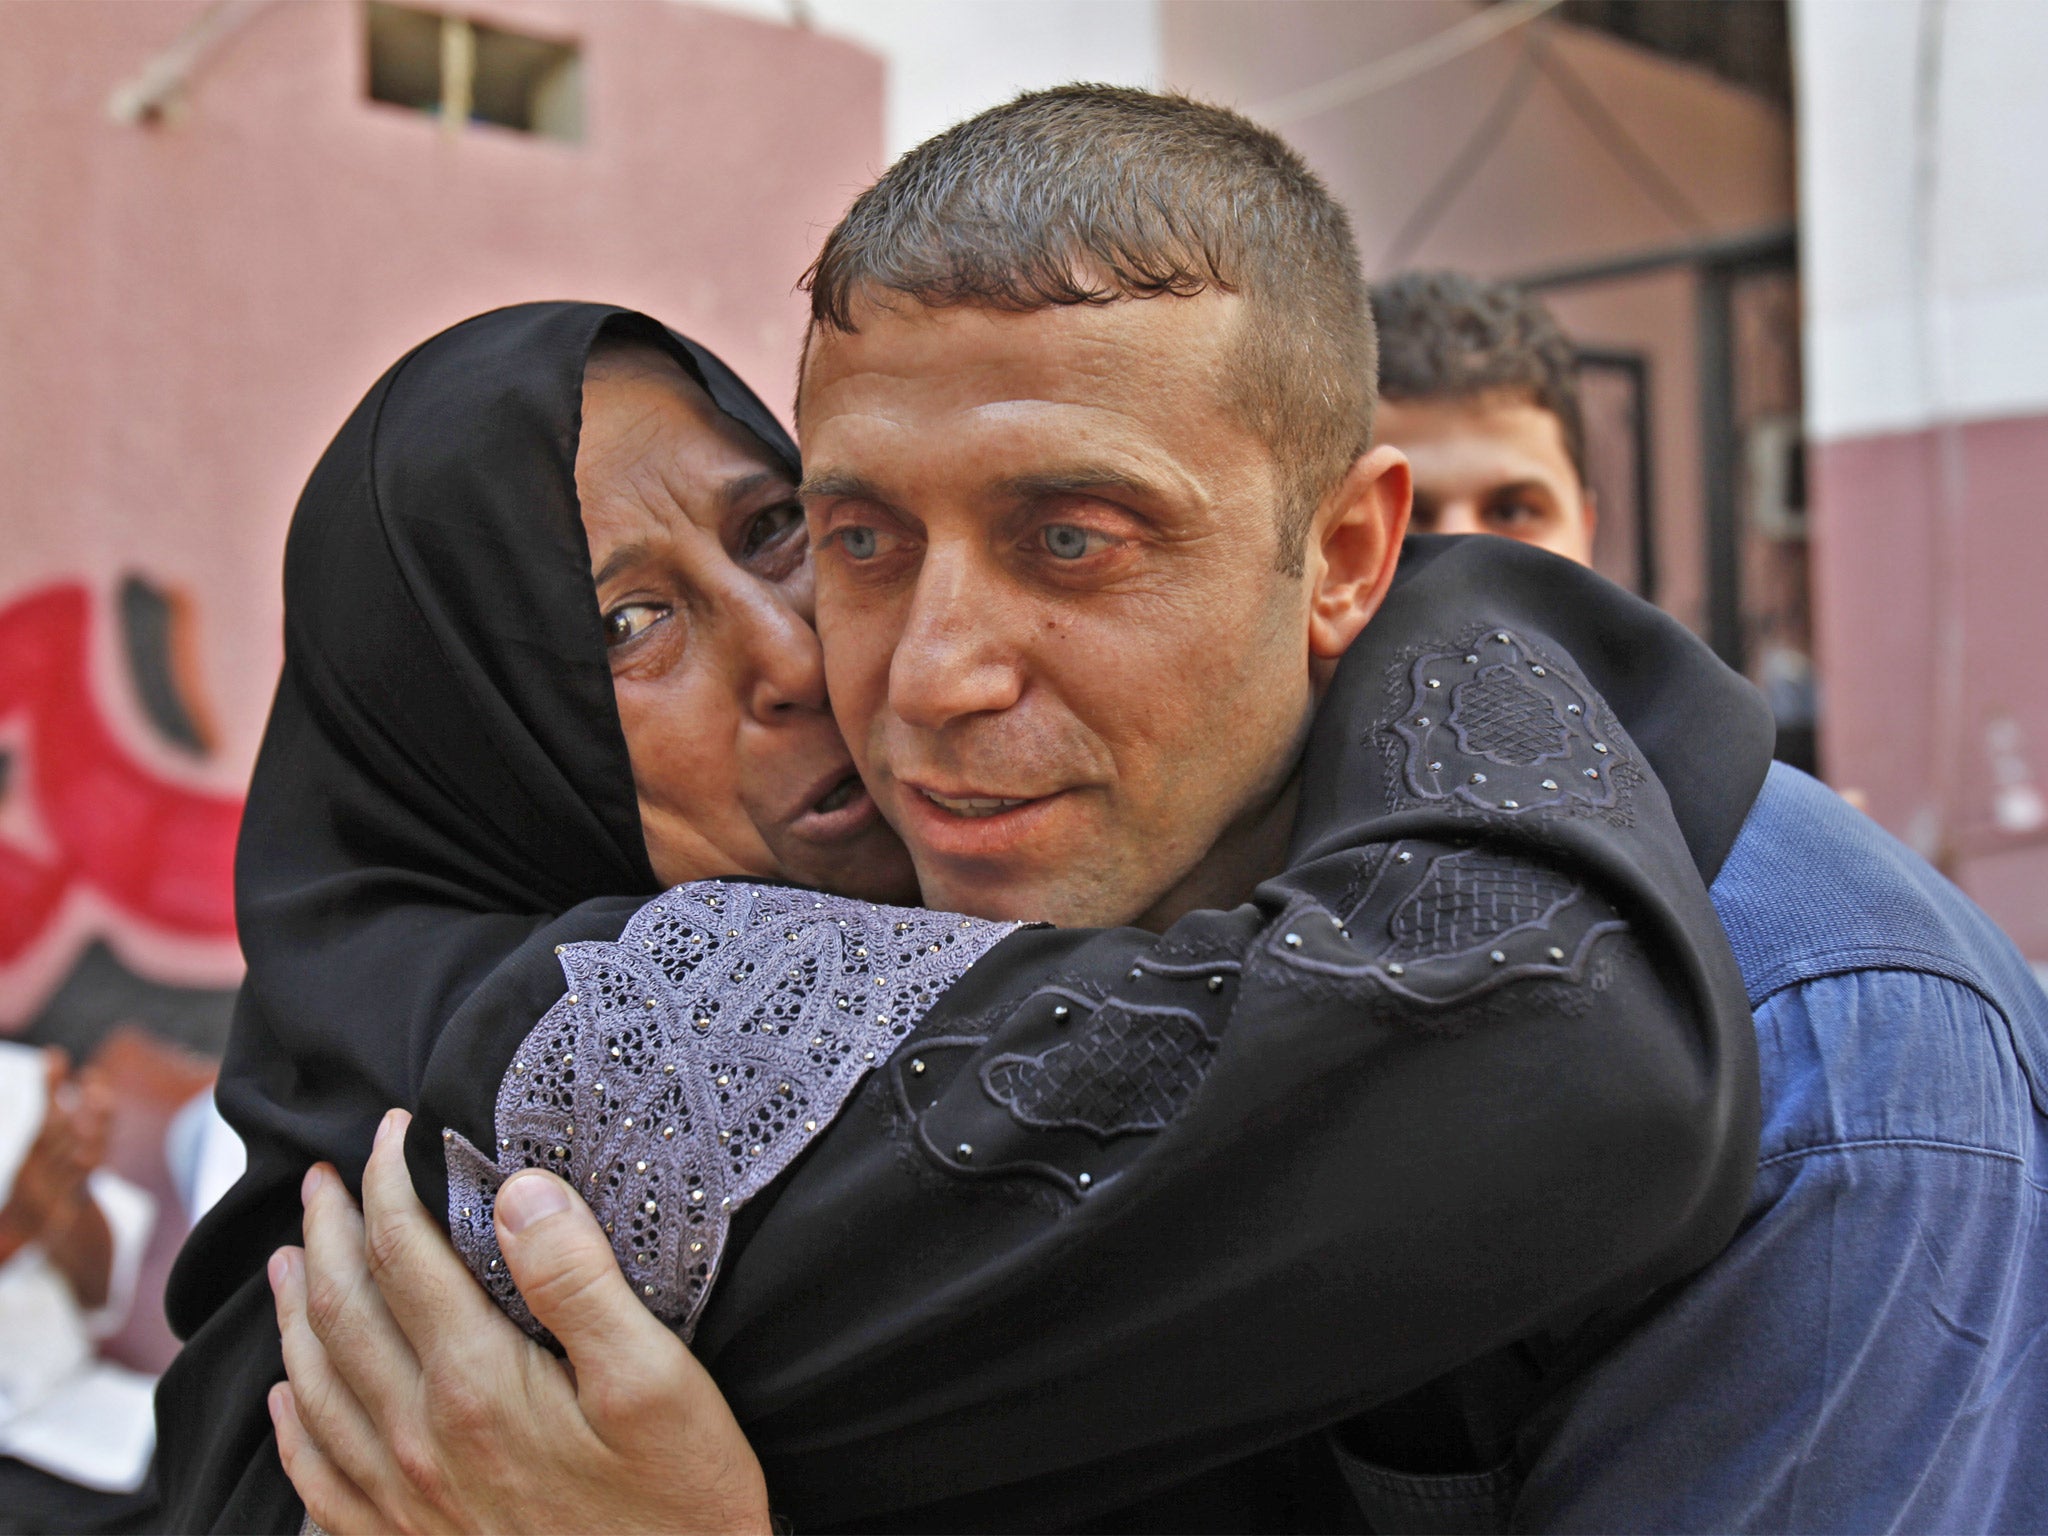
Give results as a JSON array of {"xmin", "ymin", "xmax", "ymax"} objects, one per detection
[
  {"xmin": 1369, "ymin": 269, "xmax": 1586, "ymax": 483},
  {"xmin": 802, "ymin": 84, "xmax": 1375, "ymax": 572}
]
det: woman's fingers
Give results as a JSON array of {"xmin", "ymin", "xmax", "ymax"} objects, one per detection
[
  {"xmin": 270, "ymin": 1245, "xmax": 403, "ymax": 1517},
  {"xmin": 270, "ymin": 1383, "xmax": 390, "ymax": 1536}
]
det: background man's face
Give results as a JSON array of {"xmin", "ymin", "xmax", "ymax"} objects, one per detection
[
  {"xmin": 1376, "ymin": 391, "xmax": 1596, "ymax": 566},
  {"xmin": 798, "ymin": 293, "xmax": 1317, "ymax": 929}
]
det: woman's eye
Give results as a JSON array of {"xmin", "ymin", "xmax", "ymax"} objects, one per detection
[
  {"xmin": 1042, "ymin": 524, "xmax": 1095, "ymax": 560},
  {"xmin": 836, "ymin": 526, "xmax": 880, "ymax": 560},
  {"xmin": 741, "ymin": 503, "xmax": 805, "ymax": 560},
  {"xmin": 603, "ymin": 603, "xmax": 669, "ymax": 648}
]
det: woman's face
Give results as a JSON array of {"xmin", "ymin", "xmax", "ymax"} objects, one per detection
[{"xmin": 575, "ymin": 342, "xmax": 917, "ymax": 903}]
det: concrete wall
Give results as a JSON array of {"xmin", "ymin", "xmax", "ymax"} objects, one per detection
[{"xmin": 1795, "ymin": 0, "xmax": 2048, "ymax": 954}]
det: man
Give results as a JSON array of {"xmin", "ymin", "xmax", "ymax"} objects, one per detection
[
  {"xmin": 1370, "ymin": 269, "xmax": 1595, "ymax": 566},
  {"xmin": 279, "ymin": 100, "xmax": 2046, "ymax": 1533}
]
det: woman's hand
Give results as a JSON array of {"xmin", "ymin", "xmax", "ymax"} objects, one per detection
[{"xmin": 269, "ymin": 1110, "xmax": 771, "ymax": 1535}]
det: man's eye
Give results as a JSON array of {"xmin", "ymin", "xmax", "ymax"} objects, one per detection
[
  {"xmin": 1489, "ymin": 501, "xmax": 1545, "ymax": 530},
  {"xmin": 603, "ymin": 603, "xmax": 669, "ymax": 647},
  {"xmin": 835, "ymin": 526, "xmax": 880, "ymax": 560},
  {"xmin": 1042, "ymin": 524, "xmax": 1095, "ymax": 560},
  {"xmin": 741, "ymin": 503, "xmax": 805, "ymax": 559}
]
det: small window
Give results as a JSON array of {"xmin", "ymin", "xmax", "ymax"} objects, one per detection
[{"xmin": 366, "ymin": 2, "xmax": 582, "ymax": 143}]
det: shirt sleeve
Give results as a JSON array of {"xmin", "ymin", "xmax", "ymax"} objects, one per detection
[{"xmin": 415, "ymin": 603, "xmax": 1763, "ymax": 1529}]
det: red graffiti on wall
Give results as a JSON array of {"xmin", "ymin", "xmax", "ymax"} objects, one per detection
[{"xmin": 0, "ymin": 584, "xmax": 239, "ymax": 962}]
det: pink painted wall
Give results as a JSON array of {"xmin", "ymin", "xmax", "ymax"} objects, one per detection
[
  {"xmin": 1812, "ymin": 413, "xmax": 2048, "ymax": 956},
  {"xmin": 0, "ymin": 0, "xmax": 883, "ymax": 1017},
  {"xmin": 1795, "ymin": 0, "xmax": 2048, "ymax": 957}
]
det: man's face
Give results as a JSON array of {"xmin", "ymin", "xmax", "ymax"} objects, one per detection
[
  {"xmin": 1376, "ymin": 391, "xmax": 1596, "ymax": 566},
  {"xmin": 797, "ymin": 294, "xmax": 1335, "ymax": 929}
]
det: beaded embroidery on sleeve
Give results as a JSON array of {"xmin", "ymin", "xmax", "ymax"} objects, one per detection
[{"xmin": 443, "ymin": 882, "xmax": 1019, "ymax": 1343}]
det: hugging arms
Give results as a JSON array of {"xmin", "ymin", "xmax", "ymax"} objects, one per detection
[
  {"xmin": 182, "ymin": 451, "xmax": 1769, "ymax": 1530},
  {"xmin": 392, "ymin": 541, "xmax": 1766, "ymax": 1535}
]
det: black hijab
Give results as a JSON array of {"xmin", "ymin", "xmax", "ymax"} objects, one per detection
[{"xmin": 158, "ymin": 302, "xmax": 799, "ymax": 1525}]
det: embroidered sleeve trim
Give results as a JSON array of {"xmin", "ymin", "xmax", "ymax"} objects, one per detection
[
  {"xmin": 443, "ymin": 883, "xmax": 1018, "ymax": 1343},
  {"xmin": 980, "ymin": 999, "xmax": 1219, "ymax": 1139},
  {"xmin": 1388, "ymin": 627, "xmax": 1634, "ymax": 818},
  {"xmin": 1261, "ymin": 843, "xmax": 1627, "ymax": 1007}
]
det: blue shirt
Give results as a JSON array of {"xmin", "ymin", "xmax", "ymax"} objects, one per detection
[{"xmin": 1514, "ymin": 763, "xmax": 2048, "ymax": 1532}]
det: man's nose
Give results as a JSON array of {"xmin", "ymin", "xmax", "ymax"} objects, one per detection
[
  {"xmin": 887, "ymin": 545, "xmax": 1025, "ymax": 730},
  {"xmin": 732, "ymin": 585, "xmax": 829, "ymax": 721}
]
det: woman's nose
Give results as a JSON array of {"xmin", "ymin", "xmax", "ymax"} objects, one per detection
[{"xmin": 734, "ymin": 584, "xmax": 829, "ymax": 720}]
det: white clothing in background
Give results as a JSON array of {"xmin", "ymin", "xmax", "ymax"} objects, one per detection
[
  {"xmin": 166, "ymin": 1088, "xmax": 247, "ymax": 1223},
  {"xmin": 0, "ymin": 1041, "xmax": 158, "ymax": 1492}
]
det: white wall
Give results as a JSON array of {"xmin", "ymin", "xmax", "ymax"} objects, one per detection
[
  {"xmin": 1795, "ymin": 0, "xmax": 2048, "ymax": 440},
  {"xmin": 693, "ymin": 0, "xmax": 1160, "ymax": 158}
]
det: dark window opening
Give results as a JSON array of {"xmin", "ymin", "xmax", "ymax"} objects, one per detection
[{"xmin": 366, "ymin": 3, "xmax": 582, "ymax": 143}]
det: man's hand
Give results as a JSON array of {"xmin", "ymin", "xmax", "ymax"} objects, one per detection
[{"xmin": 269, "ymin": 1109, "xmax": 771, "ymax": 1535}]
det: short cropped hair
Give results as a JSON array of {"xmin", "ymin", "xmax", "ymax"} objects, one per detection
[
  {"xmin": 1369, "ymin": 270, "xmax": 1586, "ymax": 482},
  {"xmin": 801, "ymin": 85, "xmax": 1376, "ymax": 571}
]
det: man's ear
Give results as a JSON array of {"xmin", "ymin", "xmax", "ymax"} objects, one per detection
[{"xmin": 1306, "ymin": 445, "xmax": 1410, "ymax": 660}]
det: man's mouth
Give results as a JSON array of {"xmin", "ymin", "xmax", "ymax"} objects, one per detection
[
  {"xmin": 894, "ymin": 778, "xmax": 1074, "ymax": 863},
  {"xmin": 919, "ymin": 789, "xmax": 1033, "ymax": 819}
]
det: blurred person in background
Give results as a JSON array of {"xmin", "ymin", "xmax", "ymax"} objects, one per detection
[
  {"xmin": 1370, "ymin": 269, "xmax": 1596, "ymax": 567},
  {"xmin": 0, "ymin": 1042, "xmax": 157, "ymax": 1534}
]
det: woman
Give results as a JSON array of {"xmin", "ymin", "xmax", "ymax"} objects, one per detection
[
  {"xmin": 156, "ymin": 300, "xmax": 936, "ymax": 1530},
  {"xmin": 161, "ymin": 303, "xmax": 1772, "ymax": 1532}
]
